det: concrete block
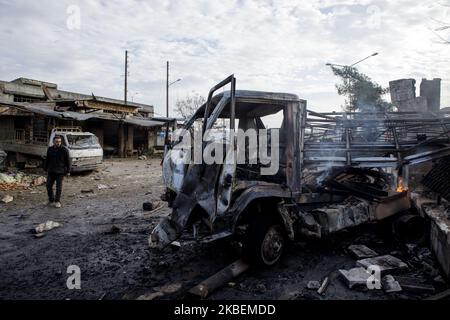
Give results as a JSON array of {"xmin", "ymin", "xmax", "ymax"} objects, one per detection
[
  {"xmin": 356, "ymin": 255, "xmax": 408, "ymax": 273},
  {"xmin": 338, "ymin": 267, "xmax": 370, "ymax": 289},
  {"xmin": 389, "ymin": 79, "xmax": 416, "ymax": 103},
  {"xmin": 420, "ymin": 78, "xmax": 441, "ymax": 112},
  {"xmin": 348, "ymin": 245, "xmax": 378, "ymax": 259},
  {"xmin": 382, "ymin": 275, "xmax": 402, "ymax": 293}
]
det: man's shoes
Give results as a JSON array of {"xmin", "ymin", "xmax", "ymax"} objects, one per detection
[{"xmin": 54, "ymin": 202, "xmax": 61, "ymax": 208}]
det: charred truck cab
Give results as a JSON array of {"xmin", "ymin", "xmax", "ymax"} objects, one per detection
[{"xmin": 150, "ymin": 75, "xmax": 450, "ymax": 266}]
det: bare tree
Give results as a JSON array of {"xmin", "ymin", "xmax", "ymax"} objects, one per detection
[
  {"xmin": 174, "ymin": 92, "xmax": 206, "ymax": 119},
  {"xmin": 431, "ymin": 2, "xmax": 450, "ymax": 44}
]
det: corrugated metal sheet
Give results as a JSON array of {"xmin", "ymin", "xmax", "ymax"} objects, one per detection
[
  {"xmin": 422, "ymin": 156, "xmax": 450, "ymax": 201},
  {"xmin": 0, "ymin": 100, "xmax": 168, "ymax": 128}
]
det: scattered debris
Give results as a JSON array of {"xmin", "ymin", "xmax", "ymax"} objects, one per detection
[
  {"xmin": 97, "ymin": 184, "xmax": 109, "ymax": 190},
  {"xmin": 143, "ymin": 202, "xmax": 163, "ymax": 215},
  {"xmin": 357, "ymin": 255, "xmax": 408, "ymax": 273},
  {"xmin": 81, "ymin": 189, "xmax": 94, "ymax": 193},
  {"xmin": 348, "ymin": 244, "xmax": 378, "ymax": 259},
  {"xmin": 382, "ymin": 275, "xmax": 402, "ymax": 293},
  {"xmin": 0, "ymin": 172, "xmax": 46, "ymax": 190},
  {"xmin": 1, "ymin": 195, "xmax": 13, "ymax": 204},
  {"xmin": 339, "ymin": 267, "xmax": 370, "ymax": 289},
  {"xmin": 228, "ymin": 282, "xmax": 236, "ymax": 288},
  {"xmin": 433, "ymin": 275, "xmax": 446, "ymax": 284},
  {"xmin": 34, "ymin": 233, "xmax": 46, "ymax": 239},
  {"xmin": 306, "ymin": 281, "xmax": 321, "ymax": 290},
  {"xmin": 317, "ymin": 277, "xmax": 330, "ymax": 295},
  {"xmin": 138, "ymin": 155, "xmax": 147, "ymax": 160},
  {"xmin": 105, "ymin": 225, "xmax": 121, "ymax": 234},
  {"xmin": 188, "ymin": 259, "xmax": 249, "ymax": 299},
  {"xmin": 136, "ymin": 283, "xmax": 182, "ymax": 300},
  {"xmin": 154, "ymin": 283, "xmax": 182, "ymax": 294},
  {"xmin": 142, "ymin": 202, "xmax": 154, "ymax": 211},
  {"xmin": 35, "ymin": 221, "xmax": 62, "ymax": 234},
  {"xmin": 395, "ymin": 276, "xmax": 435, "ymax": 293},
  {"xmin": 32, "ymin": 176, "xmax": 46, "ymax": 186},
  {"xmin": 0, "ymin": 173, "xmax": 16, "ymax": 184},
  {"xmin": 424, "ymin": 288, "xmax": 450, "ymax": 300},
  {"xmin": 136, "ymin": 291, "xmax": 164, "ymax": 300},
  {"xmin": 256, "ymin": 283, "xmax": 267, "ymax": 293},
  {"xmin": 170, "ymin": 241, "xmax": 181, "ymax": 248}
]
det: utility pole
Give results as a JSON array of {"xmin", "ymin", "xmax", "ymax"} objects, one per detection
[
  {"xmin": 166, "ymin": 61, "xmax": 169, "ymax": 117},
  {"xmin": 124, "ymin": 50, "xmax": 128, "ymax": 105}
]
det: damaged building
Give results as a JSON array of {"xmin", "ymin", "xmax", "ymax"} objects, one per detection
[{"xmin": 0, "ymin": 78, "xmax": 172, "ymax": 157}]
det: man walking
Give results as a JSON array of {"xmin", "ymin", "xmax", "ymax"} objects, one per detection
[{"xmin": 45, "ymin": 135, "xmax": 71, "ymax": 208}]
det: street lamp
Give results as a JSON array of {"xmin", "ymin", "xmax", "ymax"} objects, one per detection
[
  {"xmin": 325, "ymin": 52, "xmax": 379, "ymax": 68},
  {"xmin": 169, "ymin": 78, "xmax": 181, "ymax": 86},
  {"xmin": 166, "ymin": 61, "xmax": 182, "ymax": 118}
]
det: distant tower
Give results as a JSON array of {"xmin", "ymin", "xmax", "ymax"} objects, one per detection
[{"xmin": 420, "ymin": 78, "xmax": 441, "ymax": 112}]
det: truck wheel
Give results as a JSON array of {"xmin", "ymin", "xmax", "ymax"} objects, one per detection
[{"xmin": 243, "ymin": 214, "xmax": 285, "ymax": 266}]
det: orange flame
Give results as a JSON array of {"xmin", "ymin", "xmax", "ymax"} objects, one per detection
[{"xmin": 396, "ymin": 177, "xmax": 408, "ymax": 192}]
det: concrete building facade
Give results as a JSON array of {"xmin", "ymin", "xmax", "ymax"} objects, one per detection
[
  {"xmin": 0, "ymin": 78, "xmax": 170, "ymax": 157},
  {"xmin": 389, "ymin": 78, "xmax": 442, "ymax": 112}
]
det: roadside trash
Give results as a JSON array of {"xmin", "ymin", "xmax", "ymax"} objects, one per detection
[
  {"xmin": 256, "ymin": 283, "xmax": 267, "ymax": 293},
  {"xmin": 395, "ymin": 276, "xmax": 435, "ymax": 293},
  {"xmin": 357, "ymin": 255, "xmax": 408, "ymax": 273},
  {"xmin": 306, "ymin": 281, "xmax": 321, "ymax": 290},
  {"xmin": 105, "ymin": 225, "xmax": 121, "ymax": 234},
  {"xmin": 81, "ymin": 189, "xmax": 94, "ymax": 193},
  {"xmin": 35, "ymin": 221, "xmax": 62, "ymax": 234},
  {"xmin": 170, "ymin": 241, "xmax": 181, "ymax": 248},
  {"xmin": 34, "ymin": 233, "xmax": 46, "ymax": 239},
  {"xmin": 382, "ymin": 275, "xmax": 402, "ymax": 293},
  {"xmin": 317, "ymin": 277, "xmax": 329, "ymax": 295},
  {"xmin": 138, "ymin": 156, "xmax": 147, "ymax": 160},
  {"xmin": 0, "ymin": 173, "xmax": 16, "ymax": 184},
  {"xmin": 348, "ymin": 244, "xmax": 378, "ymax": 259},
  {"xmin": 0, "ymin": 172, "xmax": 47, "ymax": 190},
  {"xmin": 32, "ymin": 176, "xmax": 46, "ymax": 186},
  {"xmin": 1, "ymin": 195, "xmax": 13, "ymax": 203},
  {"xmin": 143, "ymin": 202, "xmax": 154, "ymax": 211},
  {"xmin": 339, "ymin": 267, "xmax": 370, "ymax": 289},
  {"xmin": 136, "ymin": 291, "xmax": 164, "ymax": 300},
  {"xmin": 97, "ymin": 184, "xmax": 109, "ymax": 190}
]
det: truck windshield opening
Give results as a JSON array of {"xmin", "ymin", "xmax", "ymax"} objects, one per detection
[{"xmin": 66, "ymin": 134, "xmax": 100, "ymax": 149}]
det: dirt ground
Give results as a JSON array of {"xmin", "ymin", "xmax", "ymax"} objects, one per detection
[{"xmin": 0, "ymin": 158, "xmax": 448, "ymax": 300}]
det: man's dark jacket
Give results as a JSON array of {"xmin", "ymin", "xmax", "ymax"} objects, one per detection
[{"xmin": 44, "ymin": 146, "xmax": 71, "ymax": 174}]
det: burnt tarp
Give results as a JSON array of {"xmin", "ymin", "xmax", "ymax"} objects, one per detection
[
  {"xmin": 0, "ymin": 100, "xmax": 167, "ymax": 128},
  {"xmin": 422, "ymin": 156, "xmax": 450, "ymax": 201}
]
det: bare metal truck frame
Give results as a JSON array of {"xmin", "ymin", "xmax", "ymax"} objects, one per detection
[
  {"xmin": 150, "ymin": 75, "xmax": 450, "ymax": 266},
  {"xmin": 0, "ymin": 127, "xmax": 103, "ymax": 172}
]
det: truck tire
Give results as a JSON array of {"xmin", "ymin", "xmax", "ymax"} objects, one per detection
[{"xmin": 243, "ymin": 214, "xmax": 285, "ymax": 267}]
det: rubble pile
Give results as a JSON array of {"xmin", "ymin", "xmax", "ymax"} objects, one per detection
[
  {"xmin": 0, "ymin": 172, "xmax": 46, "ymax": 191},
  {"xmin": 338, "ymin": 242, "xmax": 447, "ymax": 297}
]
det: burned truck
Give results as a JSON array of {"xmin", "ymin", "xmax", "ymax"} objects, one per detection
[{"xmin": 150, "ymin": 75, "xmax": 450, "ymax": 266}]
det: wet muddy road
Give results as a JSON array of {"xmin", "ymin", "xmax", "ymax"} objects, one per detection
[{"xmin": 0, "ymin": 158, "xmax": 447, "ymax": 300}]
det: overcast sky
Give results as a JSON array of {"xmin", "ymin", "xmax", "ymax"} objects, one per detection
[{"xmin": 0, "ymin": 0, "xmax": 449, "ymax": 117}]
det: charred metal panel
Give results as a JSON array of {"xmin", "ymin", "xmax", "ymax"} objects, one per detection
[
  {"xmin": 311, "ymin": 197, "xmax": 371, "ymax": 234},
  {"xmin": 422, "ymin": 156, "xmax": 450, "ymax": 201}
]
